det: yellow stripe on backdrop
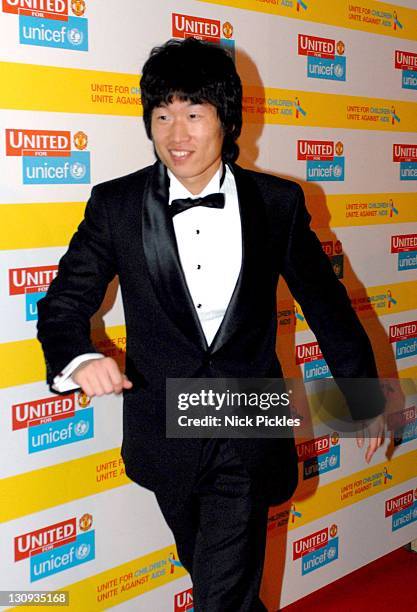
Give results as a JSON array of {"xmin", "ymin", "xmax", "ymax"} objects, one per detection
[
  {"xmin": 3, "ymin": 417, "xmax": 416, "ymax": 525},
  {"xmin": 1, "ymin": 277, "xmax": 415, "ymax": 387},
  {"xmin": 1, "ymin": 63, "xmax": 417, "ymax": 131},
  {"xmin": 276, "ymin": 448, "xmax": 417, "ymax": 531},
  {"xmin": 6, "ymin": 545, "xmax": 187, "ymax": 612},
  {"xmin": 0, "ymin": 203, "xmax": 85, "ymax": 250},
  {"xmin": 0, "ymin": 325, "xmax": 126, "ymax": 389},
  {"xmin": 0, "ymin": 62, "xmax": 142, "ymax": 117},
  {"xmin": 0, "ymin": 190, "xmax": 417, "ymax": 250},
  {"xmin": 1, "ymin": 448, "xmax": 129, "ymax": 523},
  {"xmin": 243, "ymin": 86, "xmax": 417, "ymax": 131},
  {"xmin": 0, "ymin": 192, "xmax": 415, "ymax": 252},
  {"xmin": 398, "ymin": 364, "xmax": 417, "ymax": 380},
  {"xmin": 1, "ymin": 192, "xmax": 416, "ymax": 253},
  {"xmin": 308, "ymin": 193, "xmax": 417, "ymax": 229},
  {"xmin": 198, "ymin": 0, "xmax": 417, "ymax": 41},
  {"xmin": 305, "ymin": 375, "xmax": 417, "ymax": 426},
  {"xmin": 278, "ymin": 279, "xmax": 417, "ymax": 334}
]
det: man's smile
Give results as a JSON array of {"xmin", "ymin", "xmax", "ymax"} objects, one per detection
[{"xmin": 170, "ymin": 150, "xmax": 193, "ymax": 160}]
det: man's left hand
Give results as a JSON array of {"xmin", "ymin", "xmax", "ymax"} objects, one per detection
[{"xmin": 356, "ymin": 413, "xmax": 386, "ymax": 463}]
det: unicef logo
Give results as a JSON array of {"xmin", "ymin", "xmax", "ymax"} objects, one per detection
[
  {"xmin": 74, "ymin": 420, "xmax": 89, "ymax": 437},
  {"xmin": 413, "ymin": 507, "xmax": 417, "ymax": 519},
  {"xmin": 75, "ymin": 543, "xmax": 90, "ymax": 560},
  {"xmin": 334, "ymin": 63, "xmax": 344, "ymax": 79},
  {"xmin": 67, "ymin": 28, "xmax": 83, "ymax": 46},
  {"xmin": 329, "ymin": 454, "xmax": 337, "ymax": 467},
  {"xmin": 333, "ymin": 164, "xmax": 343, "ymax": 179},
  {"xmin": 327, "ymin": 546, "xmax": 337, "ymax": 559},
  {"xmin": 70, "ymin": 162, "xmax": 86, "ymax": 180}
]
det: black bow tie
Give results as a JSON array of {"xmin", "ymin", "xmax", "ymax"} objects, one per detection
[{"xmin": 170, "ymin": 192, "xmax": 225, "ymax": 217}]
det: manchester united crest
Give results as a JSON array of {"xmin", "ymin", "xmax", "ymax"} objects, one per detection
[
  {"xmin": 335, "ymin": 141, "xmax": 344, "ymax": 157},
  {"xmin": 74, "ymin": 131, "xmax": 88, "ymax": 151},
  {"xmin": 79, "ymin": 513, "xmax": 93, "ymax": 531},
  {"xmin": 71, "ymin": 0, "xmax": 86, "ymax": 17},
  {"xmin": 77, "ymin": 391, "xmax": 91, "ymax": 408},
  {"xmin": 336, "ymin": 40, "xmax": 345, "ymax": 56},
  {"xmin": 222, "ymin": 22, "xmax": 233, "ymax": 40}
]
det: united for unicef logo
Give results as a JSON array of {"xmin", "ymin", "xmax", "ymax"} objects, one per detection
[
  {"xmin": 70, "ymin": 161, "xmax": 87, "ymax": 180},
  {"xmin": 5, "ymin": 0, "xmax": 90, "ymax": 53},
  {"xmin": 10, "ymin": 128, "xmax": 91, "ymax": 185},
  {"xmin": 298, "ymin": 140, "xmax": 345, "ymax": 183},
  {"xmin": 299, "ymin": 34, "xmax": 346, "ymax": 82},
  {"xmin": 67, "ymin": 27, "xmax": 84, "ymax": 46}
]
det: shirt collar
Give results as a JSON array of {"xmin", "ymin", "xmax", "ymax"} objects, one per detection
[{"xmin": 168, "ymin": 165, "xmax": 223, "ymax": 204}]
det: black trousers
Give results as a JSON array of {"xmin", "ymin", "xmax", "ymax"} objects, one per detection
[{"xmin": 154, "ymin": 438, "xmax": 269, "ymax": 611}]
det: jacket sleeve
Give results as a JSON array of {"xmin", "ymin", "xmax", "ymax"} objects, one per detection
[
  {"xmin": 37, "ymin": 185, "xmax": 117, "ymax": 389},
  {"xmin": 281, "ymin": 183, "xmax": 385, "ymax": 420}
]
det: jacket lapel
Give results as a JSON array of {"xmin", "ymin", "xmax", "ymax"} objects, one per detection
[
  {"xmin": 142, "ymin": 161, "xmax": 208, "ymax": 350},
  {"xmin": 210, "ymin": 164, "xmax": 270, "ymax": 354}
]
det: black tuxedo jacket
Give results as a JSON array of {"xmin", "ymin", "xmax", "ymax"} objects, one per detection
[{"xmin": 37, "ymin": 161, "xmax": 384, "ymax": 506}]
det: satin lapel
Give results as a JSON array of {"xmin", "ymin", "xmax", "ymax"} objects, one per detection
[
  {"xmin": 210, "ymin": 164, "xmax": 269, "ymax": 354},
  {"xmin": 142, "ymin": 161, "xmax": 208, "ymax": 350}
]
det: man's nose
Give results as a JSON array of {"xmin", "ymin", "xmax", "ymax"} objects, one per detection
[{"xmin": 170, "ymin": 119, "xmax": 190, "ymax": 143}]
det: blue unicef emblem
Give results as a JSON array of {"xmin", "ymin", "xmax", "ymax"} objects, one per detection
[
  {"xmin": 333, "ymin": 164, "xmax": 343, "ymax": 179},
  {"xmin": 327, "ymin": 545, "xmax": 337, "ymax": 559},
  {"xmin": 76, "ymin": 542, "xmax": 90, "ymax": 560},
  {"xmin": 68, "ymin": 28, "xmax": 83, "ymax": 46},
  {"xmin": 70, "ymin": 161, "xmax": 87, "ymax": 180},
  {"xmin": 334, "ymin": 63, "xmax": 344, "ymax": 78},
  {"xmin": 75, "ymin": 420, "xmax": 90, "ymax": 437}
]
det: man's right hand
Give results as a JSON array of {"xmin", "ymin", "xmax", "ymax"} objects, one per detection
[{"xmin": 72, "ymin": 357, "xmax": 133, "ymax": 397}]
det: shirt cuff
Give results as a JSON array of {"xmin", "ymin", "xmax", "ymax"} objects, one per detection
[{"xmin": 52, "ymin": 353, "xmax": 104, "ymax": 393}]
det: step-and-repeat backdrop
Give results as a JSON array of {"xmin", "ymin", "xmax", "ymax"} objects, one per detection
[{"xmin": 1, "ymin": 0, "xmax": 416, "ymax": 610}]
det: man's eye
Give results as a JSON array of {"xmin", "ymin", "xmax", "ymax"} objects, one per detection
[{"xmin": 157, "ymin": 115, "xmax": 168, "ymax": 121}]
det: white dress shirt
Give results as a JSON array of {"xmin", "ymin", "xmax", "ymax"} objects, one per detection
[{"xmin": 52, "ymin": 164, "xmax": 242, "ymax": 392}]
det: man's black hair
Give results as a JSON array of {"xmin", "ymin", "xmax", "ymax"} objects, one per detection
[{"xmin": 140, "ymin": 37, "xmax": 242, "ymax": 163}]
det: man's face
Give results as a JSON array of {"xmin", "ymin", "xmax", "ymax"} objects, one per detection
[{"xmin": 151, "ymin": 98, "xmax": 224, "ymax": 194}]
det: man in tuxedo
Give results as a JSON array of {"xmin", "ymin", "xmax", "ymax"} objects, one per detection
[{"xmin": 37, "ymin": 38, "xmax": 385, "ymax": 611}]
